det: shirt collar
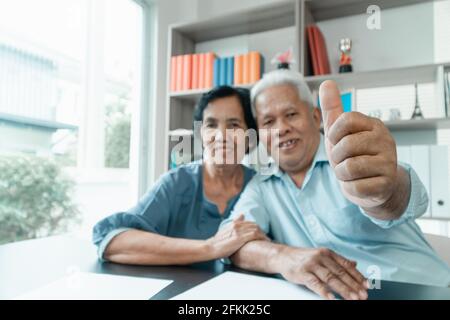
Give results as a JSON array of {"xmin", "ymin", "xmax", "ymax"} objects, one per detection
[{"xmin": 260, "ymin": 134, "xmax": 328, "ymax": 181}]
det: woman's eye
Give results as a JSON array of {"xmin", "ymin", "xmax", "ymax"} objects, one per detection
[{"xmin": 264, "ymin": 120, "xmax": 273, "ymax": 126}]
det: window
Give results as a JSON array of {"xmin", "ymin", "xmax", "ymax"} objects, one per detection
[{"xmin": 0, "ymin": 0, "xmax": 145, "ymax": 244}]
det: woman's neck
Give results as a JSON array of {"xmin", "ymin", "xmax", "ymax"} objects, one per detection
[{"xmin": 203, "ymin": 162, "xmax": 243, "ymax": 188}]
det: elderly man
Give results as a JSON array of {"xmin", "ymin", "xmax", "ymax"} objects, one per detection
[{"xmin": 223, "ymin": 70, "xmax": 450, "ymax": 300}]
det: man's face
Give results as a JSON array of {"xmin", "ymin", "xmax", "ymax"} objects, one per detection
[{"xmin": 255, "ymin": 84, "xmax": 322, "ymax": 174}]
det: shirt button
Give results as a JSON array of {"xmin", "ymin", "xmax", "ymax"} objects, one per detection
[{"xmin": 306, "ymin": 215, "xmax": 318, "ymax": 228}]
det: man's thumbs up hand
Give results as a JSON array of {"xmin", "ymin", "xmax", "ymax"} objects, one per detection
[{"xmin": 318, "ymin": 80, "xmax": 401, "ymax": 211}]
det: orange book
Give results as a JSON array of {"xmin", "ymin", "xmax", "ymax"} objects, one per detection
[
  {"xmin": 198, "ymin": 53, "xmax": 206, "ymax": 89},
  {"xmin": 313, "ymin": 26, "xmax": 331, "ymax": 75},
  {"xmin": 192, "ymin": 54, "xmax": 199, "ymax": 90},
  {"xmin": 307, "ymin": 26, "xmax": 319, "ymax": 76},
  {"xmin": 234, "ymin": 55, "xmax": 243, "ymax": 85},
  {"xmin": 242, "ymin": 53, "xmax": 251, "ymax": 84},
  {"xmin": 204, "ymin": 52, "xmax": 215, "ymax": 89},
  {"xmin": 170, "ymin": 56, "xmax": 177, "ymax": 92},
  {"xmin": 182, "ymin": 54, "xmax": 192, "ymax": 91},
  {"xmin": 175, "ymin": 55, "xmax": 184, "ymax": 91},
  {"xmin": 249, "ymin": 51, "xmax": 261, "ymax": 84}
]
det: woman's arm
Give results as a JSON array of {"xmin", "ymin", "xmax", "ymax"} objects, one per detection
[{"xmin": 104, "ymin": 215, "xmax": 269, "ymax": 265}]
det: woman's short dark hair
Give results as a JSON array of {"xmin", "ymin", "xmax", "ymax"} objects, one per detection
[{"xmin": 193, "ymin": 85, "xmax": 258, "ymax": 138}]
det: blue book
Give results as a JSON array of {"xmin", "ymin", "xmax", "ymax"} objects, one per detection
[
  {"xmin": 213, "ymin": 58, "xmax": 221, "ymax": 87},
  {"xmin": 219, "ymin": 58, "xmax": 227, "ymax": 86},
  {"xmin": 226, "ymin": 57, "xmax": 234, "ymax": 86}
]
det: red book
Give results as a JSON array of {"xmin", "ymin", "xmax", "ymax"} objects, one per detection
[
  {"xmin": 175, "ymin": 55, "xmax": 184, "ymax": 91},
  {"xmin": 313, "ymin": 26, "xmax": 331, "ymax": 75},
  {"xmin": 307, "ymin": 26, "xmax": 319, "ymax": 76},
  {"xmin": 192, "ymin": 54, "xmax": 199, "ymax": 89},
  {"xmin": 204, "ymin": 52, "xmax": 215, "ymax": 89},
  {"xmin": 182, "ymin": 54, "xmax": 192, "ymax": 91},
  {"xmin": 249, "ymin": 51, "xmax": 261, "ymax": 84},
  {"xmin": 170, "ymin": 56, "xmax": 177, "ymax": 92},
  {"xmin": 243, "ymin": 53, "xmax": 251, "ymax": 84},
  {"xmin": 234, "ymin": 55, "xmax": 243, "ymax": 85},
  {"xmin": 198, "ymin": 53, "xmax": 206, "ymax": 89}
]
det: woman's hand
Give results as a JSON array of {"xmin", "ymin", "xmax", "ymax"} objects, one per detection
[{"xmin": 206, "ymin": 214, "xmax": 270, "ymax": 259}]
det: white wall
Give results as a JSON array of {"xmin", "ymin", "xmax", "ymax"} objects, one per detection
[{"xmin": 317, "ymin": 2, "xmax": 435, "ymax": 74}]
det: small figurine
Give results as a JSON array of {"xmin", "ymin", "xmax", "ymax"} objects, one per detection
[
  {"xmin": 271, "ymin": 47, "xmax": 296, "ymax": 70},
  {"xmin": 339, "ymin": 38, "xmax": 353, "ymax": 73},
  {"xmin": 411, "ymin": 83, "xmax": 424, "ymax": 119}
]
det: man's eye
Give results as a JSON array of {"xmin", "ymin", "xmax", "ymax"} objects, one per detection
[{"xmin": 287, "ymin": 112, "xmax": 297, "ymax": 118}]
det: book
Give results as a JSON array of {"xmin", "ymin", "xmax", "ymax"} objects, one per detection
[
  {"xmin": 219, "ymin": 57, "xmax": 227, "ymax": 86},
  {"xmin": 313, "ymin": 26, "xmax": 331, "ymax": 75},
  {"xmin": 198, "ymin": 53, "xmax": 206, "ymax": 89},
  {"xmin": 170, "ymin": 56, "xmax": 177, "ymax": 92},
  {"xmin": 234, "ymin": 55, "xmax": 243, "ymax": 85},
  {"xmin": 182, "ymin": 54, "xmax": 192, "ymax": 91},
  {"xmin": 226, "ymin": 57, "xmax": 234, "ymax": 86},
  {"xmin": 249, "ymin": 51, "xmax": 261, "ymax": 84},
  {"xmin": 307, "ymin": 26, "xmax": 319, "ymax": 76},
  {"xmin": 175, "ymin": 55, "xmax": 184, "ymax": 91},
  {"xmin": 204, "ymin": 52, "xmax": 215, "ymax": 89},
  {"xmin": 192, "ymin": 54, "xmax": 200, "ymax": 90},
  {"xmin": 243, "ymin": 53, "xmax": 251, "ymax": 84},
  {"xmin": 213, "ymin": 58, "xmax": 221, "ymax": 87}
]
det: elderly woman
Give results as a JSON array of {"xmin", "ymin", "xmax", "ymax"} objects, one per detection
[{"xmin": 92, "ymin": 86, "xmax": 267, "ymax": 265}]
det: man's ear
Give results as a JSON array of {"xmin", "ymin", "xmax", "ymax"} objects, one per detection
[{"xmin": 312, "ymin": 107, "xmax": 322, "ymax": 129}]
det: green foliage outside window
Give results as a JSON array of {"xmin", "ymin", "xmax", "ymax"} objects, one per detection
[{"xmin": 0, "ymin": 155, "xmax": 80, "ymax": 245}]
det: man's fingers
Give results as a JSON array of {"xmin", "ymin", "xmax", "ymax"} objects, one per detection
[
  {"xmin": 303, "ymin": 274, "xmax": 335, "ymax": 300},
  {"xmin": 334, "ymin": 155, "xmax": 387, "ymax": 181},
  {"xmin": 314, "ymin": 266, "xmax": 361, "ymax": 300},
  {"xmin": 319, "ymin": 80, "xmax": 344, "ymax": 135},
  {"xmin": 330, "ymin": 131, "xmax": 378, "ymax": 165},
  {"xmin": 326, "ymin": 112, "xmax": 374, "ymax": 146},
  {"xmin": 330, "ymin": 252, "xmax": 368, "ymax": 288},
  {"xmin": 322, "ymin": 256, "xmax": 367, "ymax": 300}
]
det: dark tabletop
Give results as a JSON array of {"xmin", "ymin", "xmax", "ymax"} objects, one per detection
[{"xmin": 1, "ymin": 235, "xmax": 449, "ymax": 300}]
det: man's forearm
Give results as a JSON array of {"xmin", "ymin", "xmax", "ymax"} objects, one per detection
[
  {"xmin": 362, "ymin": 165, "xmax": 411, "ymax": 221},
  {"xmin": 104, "ymin": 229, "xmax": 212, "ymax": 265},
  {"xmin": 230, "ymin": 240, "xmax": 288, "ymax": 274}
]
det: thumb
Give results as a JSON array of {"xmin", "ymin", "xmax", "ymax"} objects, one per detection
[{"xmin": 319, "ymin": 80, "xmax": 344, "ymax": 135}]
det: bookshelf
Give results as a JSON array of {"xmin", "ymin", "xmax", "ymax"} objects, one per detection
[{"xmin": 165, "ymin": 0, "xmax": 447, "ymax": 170}]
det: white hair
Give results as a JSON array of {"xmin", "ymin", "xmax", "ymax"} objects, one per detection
[{"xmin": 250, "ymin": 69, "xmax": 315, "ymax": 117}]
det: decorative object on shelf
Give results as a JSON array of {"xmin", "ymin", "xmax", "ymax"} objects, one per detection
[
  {"xmin": 411, "ymin": 82, "xmax": 424, "ymax": 119},
  {"xmin": 368, "ymin": 109, "xmax": 382, "ymax": 119},
  {"xmin": 271, "ymin": 47, "xmax": 295, "ymax": 70},
  {"xmin": 389, "ymin": 108, "xmax": 402, "ymax": 121},
  {"xmin": 339, "ymin": 38, "xmax": 353, "ymax": 73}
]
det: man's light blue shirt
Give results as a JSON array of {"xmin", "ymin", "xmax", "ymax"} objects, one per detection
[{"xmin": 223, "ymin": 135, "xmax": 450, "ymax": 287}]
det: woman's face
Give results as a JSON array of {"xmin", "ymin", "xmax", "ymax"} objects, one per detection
[{"xmin": 201, "ymin": 95, "xmax": 249, "ymax": 166}]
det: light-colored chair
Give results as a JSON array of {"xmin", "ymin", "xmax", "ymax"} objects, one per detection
[{"xmin": 424, "ymin": 233, "xmax": 450, "ymax": 267}]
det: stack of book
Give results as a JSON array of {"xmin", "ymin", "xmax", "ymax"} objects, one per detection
[
  {"xmin": 306, "ymin": 25, "xmax": 331, "ymax": 76},
  {"xmin": 227, "ymin": 51, "xmax": 264, "ymax": 86},
  {"xmin": 170, "ymin": 51, "xmax": 264, "ymax": 92},
  {"xmin": 170, "ymin": 52, "xmax": 216, "ymax": 92}
]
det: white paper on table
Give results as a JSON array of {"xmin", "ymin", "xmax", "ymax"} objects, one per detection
[
  {"xmin": 172, "ymin": 272, "xmax": 322, "ymax": 300},
  {"xmin": 15, "ymin": 272, "xmax": 173, "ymax": 300}
]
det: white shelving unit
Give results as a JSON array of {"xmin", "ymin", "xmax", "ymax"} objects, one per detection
[{"xmin": 165, "ymin": 0, "xmax": 450, "ymax": 221}]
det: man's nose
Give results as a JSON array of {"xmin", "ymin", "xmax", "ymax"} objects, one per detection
[{"xmin": 274, "ymin": 118, "xmax": 291, "ymax": 136}]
